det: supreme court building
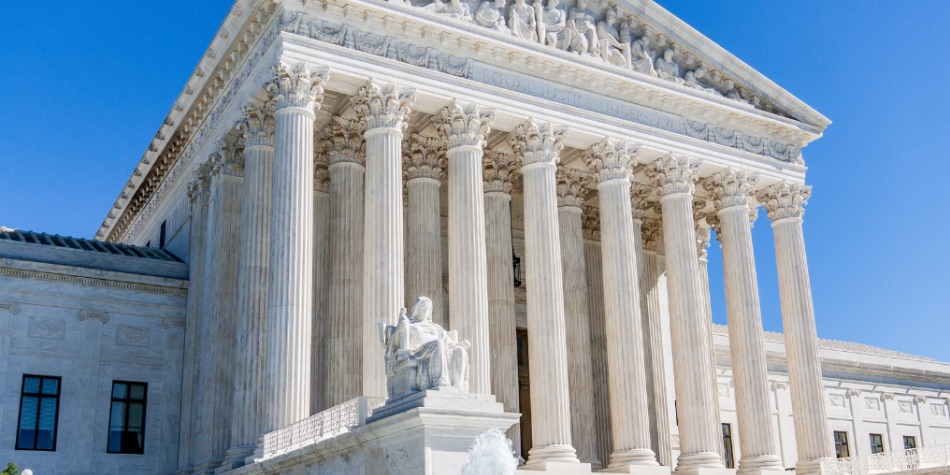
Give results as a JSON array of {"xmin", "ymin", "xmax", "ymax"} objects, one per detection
[{"xmin": 2, "ymin": 0, "xmax": 949, "ymax": 474}]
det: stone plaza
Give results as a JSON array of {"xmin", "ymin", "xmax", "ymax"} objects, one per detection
[{"xmin": 1, "ymin": 0, "xmax": 949, "ymax": 474}]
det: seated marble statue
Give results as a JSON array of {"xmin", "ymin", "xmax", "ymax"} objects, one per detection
[
  {"xmin": 383, "ymin": 296, "xmax": 470, "ymax": 401},
  {"xmin": 475, "ymin": 0, "xmax": 509, "ymax": 32},
  {"xmin": 654, "ymin": 48, "xmax": 684, "ymax": 84},
  {"xmin": 425, "ymin": 0, "xmax": 473, "ymax": 22}
]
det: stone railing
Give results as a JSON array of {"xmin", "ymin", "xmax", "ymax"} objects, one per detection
[
  {"xmin": 819, "ymin": 445, "xmax": 950, "ymax": 475},
  {"xmin": 261, "ymin": 397, "xmax": 386, "ymax": 459}
]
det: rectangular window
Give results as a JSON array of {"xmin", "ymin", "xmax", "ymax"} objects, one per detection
[
  {"xmin": 869, "ymin": 433, "xmax": 885, "ymax": 454},
  {"xmin": 834, "ymin": 431, "xmax": 850, "ymax": 458},
  {"xmin": 722, "ymin": 423, "xmax": 735, "ymax": 469},
  {"xmin": 107, "ymin": 381, "xmax": 147, "ymax": 454},
  {"xmin": 903, "ymin": 436, "xmax": 917, "ymax": 450},
  {"xmin": 16, "ymin": 375, "xmax": 61, "ymax": 451}
]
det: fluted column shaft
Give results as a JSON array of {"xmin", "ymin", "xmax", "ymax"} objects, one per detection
[
  {"xmin": 640, "ymin": 245, "xmax": 673, "ymax": 467},
  {"xmin": 759, "ymin": 182, "xmax": 833, "ymax": 475},
  {"xmin": 557, "ymin": 202, "xmax": 599, "ymax": 467},
  {"xmin": 324, "ymin": 117, "xmax": 365, "ymax": 407},
  {"xmin": 694, "ymin": 220, "xmax": 725, "ymax": 462},
  {"xmin": 707, "ymin": 172, "xmax": 784, "ymax": 474},
  {"xmin": 406, "ymin": 177, "xmax": 444, "ymax": 324},
  {"xmin": 598, "ymin": 180, "xmax": 657, "ymax": 467},
  {"xmin": 437, "ymin": 102, "xmax": 494, "ymax": 395},
  {"xmin": 485, "ymin": 189, "xmax": 521, "ymax": 458},
  {"xmin": 178, "ymin": 171, "xmax": 212, "ymax": 474},
  {"xmin": 311, "ymin": 164, "xmax": 330, "ymax": 414},
  {"xmin": 228, "ymin": 127, "xmax": 274, "ymax": 462},
  {"xmin": 584, "ymin": 234, "xmax": 613, "ymax": 466},
  {"xmin": 649, "ymin": 156, "xmax": 723, "ymax": 471},
  {"xmin": 510, "ymin": 120, "xmax": 579, "ymax": 465}
]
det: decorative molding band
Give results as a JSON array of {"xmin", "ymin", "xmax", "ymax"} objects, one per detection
[{"xmin": 0, "ymin": 268, "xmax": 188, "ymax": 297}]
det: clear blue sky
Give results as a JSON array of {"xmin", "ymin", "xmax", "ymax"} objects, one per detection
[{"xmin": 1, "ymin": 2, "xmax": 947, "ymax": 362}]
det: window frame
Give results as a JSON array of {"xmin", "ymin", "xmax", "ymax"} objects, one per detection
[
  {"xmin": 869, "ymin": 433, "xmax": 885, "ymax": 454},
  {"xmin": 903, "ymin": 435, "xmax": 917, "ymax": 450},
  {"xmin": 106, "ymin": 380, "xmax": 148, "ymax": 455},
  {"xmin": 833, "ymin": 430, "xmax": 850, "ymax": 458},
  {"xmin": 15, "ymin": 374, "xmax": 62, "ymax": 451}
]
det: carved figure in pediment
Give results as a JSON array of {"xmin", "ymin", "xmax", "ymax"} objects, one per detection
[
  {"xmin": 475, "ymin": 0, "xmax": 510, "ymax": 32},
  {"xmin": 721, "ymin": 79, "xmax": 749, "ymax": 103},
  {"xmin": 383, "ymin": 296, "xmax": 470, "ymax": 400},
  {"xmin": 538, "ymin": 0, "xmax": 569, "ymax": 49},
  {"xmin": 629, "ymin": 33, "xmax": 657, "ymax": 76},
  {"xmin": 655, "ymin": 48, "xmax": 684, "ymax": 84},
  {"xmin": 508, "ymin": 0, "xmax": 538, "ymax": 41},
  {"xmin": 425, "ymin": 0, "xmax": 473, "ymax": 22},
  {"xmin": 684, "ymin": 65, "xmax": 719, "ymax": 94},
  {"xmin": 388, "ymin": 0, "xmax": 412, "ymax": 5},
  {"xmin": 566, "ymin": 0, "xmax": 598, "ymax": 56},
  {"xmin": 596, "ymin": 9, "xmax": 631, "ymax": 68}
]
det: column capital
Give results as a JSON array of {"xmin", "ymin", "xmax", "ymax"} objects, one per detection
[
  {"xmin": 556, "ymin": 166, "xmax": 589, "ymax": 209},
  {"xmin": 435, "ymin": 101, "xmax": 495, "ymax": 149},
  {"xmin": 354, "ymin": 80, "xmax": 415, "ymax": 130},
  {"xmin": 509, "ymin": 119, "xmax": 567, "ymax": 167},
  {"xmin": 212, "ymin": 137, "xmax": 244, "ymax": 178},
  {"xmin": 314, "ymin": 151, "xmax": 330, "ymax": 193},
  {"xmin": 703, "ymin": 169, "xmax": 758, "ymax": 212},
  {"xmin": 646, "ymin": 154, "xmax": 701, "ymax": 197},
  {"xmin": 757, "ymin": 181, "xmax": 811, "ymax": 222},
  {"xmin": 642, "ymin": 217, "xmax": 664, "ymax": 253},
  {"xmin": 266, "ymin": 61, "xmax": 328, "ymax": 113},
  {"xmin": 187, "ymin": 162, "xmax": 213, "ymax": 205},
  {"xmin": 240, "ymin": 101, "xmax": 276, "ymax": 148},
  {"xmin": 881, "ymin": 392, "xmax": 895, "ymax": 401},
  {"xmin": 583, "ymin": 137, "xmax": 637, "ymax": 183},
  {"xmin": 403, "ymin": 134, "xmax": 445, "ymax": 181},
  {"xmin": 483, "ymin": 151, "xmax": 519, "ymax": 194},
  {"xmin": 582, "ymin": 204, "xmax": 600, "ymax": 240},
  {"xmin": 771, "ymin": 381, "xmax": 789, "ymax": 391},
  {"xmin": 846, "ymin": 389, "xmax": 862, "ymax": 398},
  {"xmin": 630, "ymin": 183, "xmax": 652, "ymax": 221},
  {"xmin": 322, "ymin": 117, "xmax": 365, "ymax": 167}
]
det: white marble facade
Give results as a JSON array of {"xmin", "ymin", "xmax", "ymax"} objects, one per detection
[{"xmin": 2, "ymin": 0, "xmax": 950, "ymax": 474}]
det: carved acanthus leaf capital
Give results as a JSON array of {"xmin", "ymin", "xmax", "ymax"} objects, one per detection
[
  {"xmin": 882, "ymin": 392, "xmax": 895, "ymax": 401},
  {"xmin": 642, "ymin": 217, "xmax": 664, "ymax": 253},
  {"xmin": 435, "ymin": 101, "xmax": 495, "ymax": 149},
  {"xmin": 403, "ymin": 134, "xmax": 446, "ymax": 181},
  {"xmin": 582, "ymin": 205, "xmax": 601, "ymax": 240},
  {"xmin": 322, "ymin": 117, "xmax": 365, "ymax": 167},
  {"xmin": 240, "ymin": 101, "xmax": 276, "ymax": 148},
  {"xmin": 646, "ymin": 154, "xmax": 701, "ymax": 197},
  {"xmin": 483, "ymin": 151, "xmax": 519, "ymax": 194},
  {"xmin": 583, "ymin": 137, "xmax": 637, "ymax": 183},
  {"xmin": 509, "ymin": 119, "xmax": 567, "ymax": 167},
  {"xmin": 695, "ymin": 221, "xmax": 711, "ymax": 260},
  {"xmin": 212, "ymin": 137, "xmax": 244, "ymax": 177},
  {"xmin": 703, "ymin": 169, "xmax": 758, "ymax": 212},
  {"xmin": 847, "ymin": 389, "xmax": 862, "ymax": 398},
  {"xmin": 266, "ymin": 62, "xmax": 329, "ymax": 112},
  {"xmin": 757, "ymin": 182, "xmax": 811, "ymax": 222},
  {"xmin": 187, "ymin": 160, "xmax": 215, "ymax": 205},
  {"xmin": 313, "ymin": 151, "xmax": 330, "ymax": 193},
  {"xmin": 556, "ymin": 167, "xmax": 589, "ymax": 209},
  {"xmin": 630, "ymin": 183, "xmax": 653, "ymax": 221},
  {"xmin": 354, "ymin": 80, "xmax": 416, "ymax": 130}
]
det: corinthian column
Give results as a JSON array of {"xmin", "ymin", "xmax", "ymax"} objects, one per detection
[
  {"xmin": 225, "ymin": 103, "xmax": 275, "ymax": 467},
  {"xmin": 584, "ymin": 140, "xmax": 661, "ymax": 472},
  {"xmin": 323, "ymin": 117, "xmax": 366, "ymax": 406},
  {"xmin": 757, "ymin": 182, "xmax": 833, "ymax": 475},
  {"xmin": 483, "ymin": 151, "xmax": 522, "ymax": 458},
  {"xmin": 509, "ymin": 120, "xmax": 583, "ymax": 468},
  {"xmin": 584, "ymin": 207, "xmax": 612, "ymax": 467},
  {"xmin": 404, "ymin": 134, "xmax": 446, "ymax": 325},
  {"xmin": 704, "ymin": 170, "xmax": 784, "ymax": 474},
  {"xmin": 311, "ymin": 152, "xmax": 330, "ymax": 414},
  {"xmin": 556, "ymin": 167, "xmax": 600, "ymax": 468},
  {"xmin": 646, "ymin": 155, "xmax": 724, "ymax": 472},
  {"xmin": 264, "ymin": 62, "xmax": 327, "ymax": 431},
  {"xmin": 640, "ymin": 218, "xmax": 674, "ymax": 467},
  {"xmin": 355, "ymin": 80, "xmax": 415, "ymax": 399},
  {"xmin": 435, "ymin": 101, "xmax": 494, "ymax": 394}
]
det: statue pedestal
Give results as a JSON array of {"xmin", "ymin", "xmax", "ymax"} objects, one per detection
[{"xmin": 225, "ymin": 390, "xmax": 519, "ymax": 475}]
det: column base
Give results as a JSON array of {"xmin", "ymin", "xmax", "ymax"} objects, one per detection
[
  {"xmin": 675, "ymin": 451, "xmax": 725, "ymax": 473},
  {"xmin": 735, "ymin": 454, "xmax": 785, "ymax": 475},
  {"xmin": 734, "ymin": 470, "xmax": 785, "ymax": 475},
  {"xmin": 672, "ymin": 469, "xmax": 735, "ymax": 475},
  {"xmin": 191, "ymin": 458, "xmax": 224, "ymax": 475},
  {"xmin": 215, "ymin": 446, "xmax": 255, "ymax": 474},
  {"xmin": 518, "ymin": 461, "xmax": 592, "ymax": 473},
  {"xmin": 794, "ymin": 458, "xmax": 831, "ymax": 475},
  {"xmin": 601, "ymin": 464, "xmax": 671, "ymax": 474}
]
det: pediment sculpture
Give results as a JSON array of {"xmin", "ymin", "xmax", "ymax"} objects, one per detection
[{"xmin": 382, "ymin": 296, "xmax": 471, "ymax": 401}]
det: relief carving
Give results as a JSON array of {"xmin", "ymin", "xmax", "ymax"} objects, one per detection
[
  {"xmin": 116, "ymin": 324, "xmax": 150, "ymax": 347},
  {"xmin": 28, "ymin": 316, "xmax": 66, "ymax": 341}
]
